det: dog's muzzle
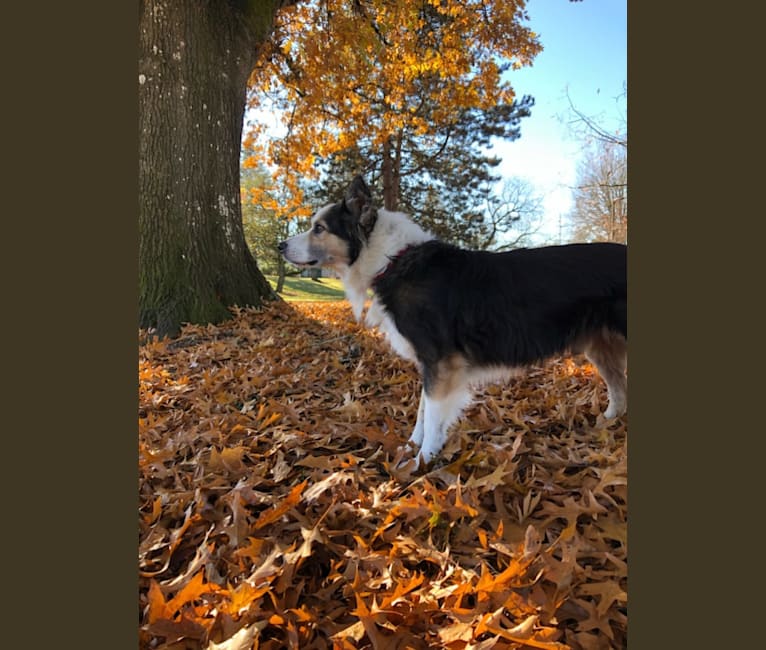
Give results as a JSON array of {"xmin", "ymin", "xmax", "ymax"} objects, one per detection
[{"xmin": 278, "ymin": 240, "xmax": 318, "ymax": 266}]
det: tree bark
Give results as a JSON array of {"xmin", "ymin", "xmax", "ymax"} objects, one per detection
[
  {"xmin": 380, "ymin": 131, "xmax": 404, "ymax": 211},
  {"xmin": 139, "ymin": 0, "xmax": 286, "ymax": 338},
  {"xmin": 276, "ymin": 255, "xmax": 286, "ymax": 293},
  {"xmin": 381, "ymin": 138, "xmax": 396, "ymax": 211}
]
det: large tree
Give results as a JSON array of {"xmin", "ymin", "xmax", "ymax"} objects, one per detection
[
  {"xmin": 139, "ymin": 0, "xmax": 294, "ymax": 338},
  {"xmin": 140, "ymin": 0, "xmax": 542, "ymax": 337}
]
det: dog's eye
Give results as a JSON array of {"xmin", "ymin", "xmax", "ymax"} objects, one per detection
[{"xmin": 313, "ymin": 223, "xmax": 325, "ymax": 235}]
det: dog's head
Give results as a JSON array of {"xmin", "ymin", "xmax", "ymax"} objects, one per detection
[{"xmin": 278, "ymin": 175, "xmax": 376, "ymax": 269}]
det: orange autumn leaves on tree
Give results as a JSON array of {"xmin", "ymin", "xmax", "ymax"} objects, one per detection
[
  {"xmin": 245, "ymin": 0, "xmax": 542, "ymax": 184},
  {"xmin": 239, "ymin": 163, "xmax": 313, "ymax": 226}
]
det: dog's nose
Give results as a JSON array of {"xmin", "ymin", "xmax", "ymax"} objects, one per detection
[{"xmin": 277, "ymin": 241, "xmax": 287, "ymax": 253}]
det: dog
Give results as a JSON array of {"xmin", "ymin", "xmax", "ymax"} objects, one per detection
[{"xmin": 279, "ymin": 176, "xmax": 627, "ymax": 464}]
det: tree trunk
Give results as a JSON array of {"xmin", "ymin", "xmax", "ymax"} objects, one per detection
[
  {"xmin": 276, "ymin": 255, "xmax": 286, "ymax": 293},
  {"xmin": 392, "ymin": 129, "xmax": 403, "ymax": 205},
  {"xmin": 139, "ymin": 0, "xmax": 286, "ymax": 338},
  {"xmin": 380, "ymin": 132, "xmax": 403, "ymax": 211},
  {"xmin": 381, "ymin": 138, "xmax": 396, "ymax": 211}
]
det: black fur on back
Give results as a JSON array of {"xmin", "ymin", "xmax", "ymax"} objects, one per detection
[{"xmin": 371, "ymin": 241, "xmax": 627, "ymax": 372}]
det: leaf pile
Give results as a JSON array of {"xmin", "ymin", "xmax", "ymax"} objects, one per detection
[{"xmin": 139, "ymin": 301, "xmax": 627, "ymax": 649}]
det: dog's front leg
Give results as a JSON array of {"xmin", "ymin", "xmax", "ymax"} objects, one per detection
[
  {"xmin": 346, "ymin": 286, "xmax": 367, "ymax": 322},
  {"xmin": 417, "ymin": 387, "xmax": 472, "ymax": 465},
  {"xmin": 407, "ymin": 388, "xmax": 426, "ymax": 448}
]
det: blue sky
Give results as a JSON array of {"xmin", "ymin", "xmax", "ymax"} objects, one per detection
[{"xmin": 494, "ymin": 0, "xmax": 627, "ymax": 242}]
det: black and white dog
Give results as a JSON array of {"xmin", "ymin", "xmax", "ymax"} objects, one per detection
[{"xmin": 279, "ymin": 176, "xmax": 627, "ymax": 464}]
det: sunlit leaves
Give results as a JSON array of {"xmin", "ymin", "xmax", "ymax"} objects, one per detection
[
  {"xmin": 139, "ymin": 301, "xmax": 627, "ymax": 649},
  {"xmin": 246, "ymin": 0, "xmax": 542, "ymax": 183}
]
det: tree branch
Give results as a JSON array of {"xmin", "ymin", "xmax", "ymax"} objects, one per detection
[{"xmin": 565, "ymin": 88, "xmax": 626, "ymax": 148}]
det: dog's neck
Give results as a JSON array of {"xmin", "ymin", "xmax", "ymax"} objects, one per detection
[
  {"xmin": 372, "ymin": 245, "xmax": 415, "ymax": 282},
  {"xmin": 339, "ymin": 208, "xmax": 433, "ymax": 322}
]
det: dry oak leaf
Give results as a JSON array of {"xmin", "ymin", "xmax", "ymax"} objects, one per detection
[
  {"xmin": 204, "ymin": 621, "xmax": 268, "ymax": 650},
  {"xmin": 577, "ymin": 580, "xmax": 627, "ymax": 618},
  {"xmin": 251, "ymin": 479, "xmax": 307, "ymax": 529}
]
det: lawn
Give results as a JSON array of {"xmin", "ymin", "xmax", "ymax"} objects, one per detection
[{"xmin": 267, "ymin": 275, "xmax": 346, "ymax": 301}]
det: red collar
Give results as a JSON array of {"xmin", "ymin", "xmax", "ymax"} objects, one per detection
[{"xmin": 373, "ymin": 246, "xmax": 414, "ymax": 282}]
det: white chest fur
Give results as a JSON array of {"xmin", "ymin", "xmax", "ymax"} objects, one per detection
[{"xmin": 365, "ymin": 297, "xmax": 417, "ymax": 363}]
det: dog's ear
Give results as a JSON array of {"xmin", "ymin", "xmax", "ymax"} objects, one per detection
[{"xmin": 344, "ymin": 175, "xmax": 372, "ymax": 221}]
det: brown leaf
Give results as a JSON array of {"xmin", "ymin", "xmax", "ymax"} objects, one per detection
[
  {"xmin": 577, "ymin": 580, "xmax": 627, "ymax": 617},
  {"xmin": 147, "ymin": 616, "xmax": 208, "ymax": 643},
  {"xmin": 252, "ymin": 480, "xmax": 307, "ymax": 529},
  {"xmin": 146, "ymin": 579, "xmax": 168, "ymax": 624},
  {"xmin": 204, "ymin": 621, "xmax": 268, "ymax": 650},
  {"xmin": 165, "ymin": 572, "xmax": 220, "ymax": 618}
]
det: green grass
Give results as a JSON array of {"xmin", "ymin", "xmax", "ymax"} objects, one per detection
[{"xmin": 266, "ymin": 275, "xmax": 346, "ymax": 302}]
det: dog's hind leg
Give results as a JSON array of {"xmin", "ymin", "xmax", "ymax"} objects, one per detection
[{"xmin": 585, "ymin": 330, "xmax": 628, "ymax": 419}]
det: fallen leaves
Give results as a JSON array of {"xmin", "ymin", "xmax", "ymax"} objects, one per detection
[
  {"xmin": 252, "ymin": 480, "xmax": 308, "ymax": 530},
  {"xmin": 139, "ymin": 300, "xmax": 627, "ymax": 649}
]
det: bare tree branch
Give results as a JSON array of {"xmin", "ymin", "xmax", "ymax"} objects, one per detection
[
  {"xmin": 479, "ymin": 177, "xmax": 545, "ymax": 250},
  {"xmin": 565, "ymin": 86, "xmax": 627, "ymax": 148},
  {"xmin": 568, "ymin": 140, "xmax": 627, "ymax": 243}
]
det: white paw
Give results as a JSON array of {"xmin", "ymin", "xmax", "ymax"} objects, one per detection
[
  {"xmin": 604, "ymin": 403, "xmax": 626, "ymax": 419},
  {"xmin": 417, "ymin": 443, "xmax": 439, "ymax": 466},
  {"xmin": 408, "ymin": 428, "xmax": 424, "ymax": 447}
]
